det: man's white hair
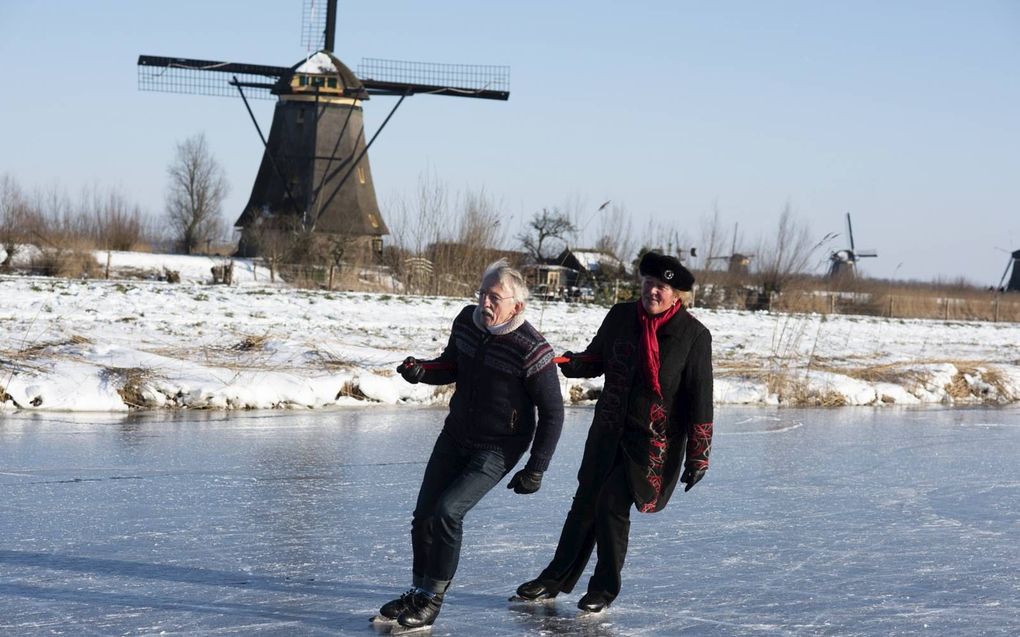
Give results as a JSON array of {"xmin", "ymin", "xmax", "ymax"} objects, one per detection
[{"xmin": 481, "ymin": 259, "xmax": 529, "ymax": 305}]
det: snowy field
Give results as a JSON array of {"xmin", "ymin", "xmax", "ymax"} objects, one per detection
[
  {"xmin": 3, "ymin": 251, "xmax": 1020, "ymax": 412},
  {"xmin": 2, "ymin": 405, "xmax": 1018, "ymax": 636}
]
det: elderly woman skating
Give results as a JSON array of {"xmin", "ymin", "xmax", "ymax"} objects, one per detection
[{"xmin": 515, "ymin": 251, "xmax": 714, "ymax": 613}]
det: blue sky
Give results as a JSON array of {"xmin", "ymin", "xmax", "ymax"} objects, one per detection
[{"xmin": 1, "ymin": 1, "xmax": 1018, "ymax": 284}]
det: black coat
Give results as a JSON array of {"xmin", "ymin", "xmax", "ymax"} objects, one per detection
[
  {"xmin": 562, "ymin": 301, "xmax": 713, "ymax": 513},
  {"xmin": 419, "ymin": 306, "xmax": 564, "ymax": 472}
]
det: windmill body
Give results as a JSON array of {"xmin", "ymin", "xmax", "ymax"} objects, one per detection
[
  {"xmin": 1003, "ymin": 249, "xmax": 1020, "ymax": 292},
  {"xmin": 235, "ymin": 53, "xmax": 386, "ymax": 255},
  {"xmin": 137, "ymin": 0, "xmax": 509, "ymax": 260}
]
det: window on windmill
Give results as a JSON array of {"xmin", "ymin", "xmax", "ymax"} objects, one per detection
[
  {"xmin": 298, "ymin": 76, "xmax": 309, "ymax": 87},
  {"xmin": 327, "ymin": 78, "xmax": 338, "ymax": 89},
  {"xmin": 312, "ymin": 77, "xmax": 325, "ymax": 87},
  {"xmin": 357, "ymin": 165, "xmax": 367, "ymax": 185}
]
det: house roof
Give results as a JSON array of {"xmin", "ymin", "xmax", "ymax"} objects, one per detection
[{"xmin": 558, "ymin": 249, "xmax": 629, "ymax": 274}]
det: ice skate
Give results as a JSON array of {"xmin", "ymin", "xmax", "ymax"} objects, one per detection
[
  {"xmin": 577, "ymin": 591, "xmax": 611, "ymax": 614},
  {"xmin": 371, "ymin": 588, "xmax": 417, "ymax": 624},
  {"xmin": 394, "ymin": 590, "xmax": 443, "ymax": 631},
  {"xmin": 509, "ymin": 578, "xmax": 559, "ymax": 602}
]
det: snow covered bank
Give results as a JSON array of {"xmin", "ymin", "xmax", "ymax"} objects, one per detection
[{"xmin": 2, "ymin": 273, "xmax": 1019, "ymax": 412}]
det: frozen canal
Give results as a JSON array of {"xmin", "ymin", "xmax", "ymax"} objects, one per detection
[{"xmin": 2, "ymin": 406, "xmax": 1018, "ymax": 636}]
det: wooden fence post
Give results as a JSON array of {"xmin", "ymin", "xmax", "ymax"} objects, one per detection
[
  {"xmin": 888, "ymin": 295, "xmax": 894, "ymax": 318},
  {"xmin": 993, "ymin": 298, "xmax": 999, "ymax": 323}
]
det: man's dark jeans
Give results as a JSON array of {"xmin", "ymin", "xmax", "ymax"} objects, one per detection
[{"xmin": 411, "ymin": 431, "xmax": 512, "ymax": 594}]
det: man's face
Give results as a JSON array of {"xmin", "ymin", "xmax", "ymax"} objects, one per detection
[
  {"xmin": 641, "ymin": 276, "xmax": 680, "ymax": 315},
  {"xmin": 478, "ymin": 279, "xmax": 521, "ymax": 326}
]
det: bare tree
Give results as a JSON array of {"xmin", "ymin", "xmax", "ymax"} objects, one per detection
[
  {"xmin": 593, "ymin": 202, "xmax": 635, "ymax": 262},
  {"xmin": 753, "ymin": 203, "xmax": 819, "ymax": 294},
  {"xmin": 518, "ymin": 208, "xmax": 576, "ymax": 262},
  {"xmin": 0, "ymin": 173, "xmax": 29, "ymax": 269},
  {"xmin": 457, "ymin": 188, "xmax": 503, "ymax": 249},
  {"xmin": 165, "ymin": 133, "xmax": 229, "ymax": 254},
  {"xmin": 698, "ymin": 203, "xmax": 730, "ymax": 269},
  {"xmin": 387, "ymin": 169, "xmax": 447, "ymax": 257}
]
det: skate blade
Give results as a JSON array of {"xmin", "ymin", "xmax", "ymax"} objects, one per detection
[
  {"xmin": 508, "ymin": 594, "xmax": 557, "ymax": 603},
  {"xmin": 370, "ymin": 615, "xmax": 398, "ymax": 624},
  {"xmin": 389, "ymin": 624, "xmax": 433, "ymax": 635}
]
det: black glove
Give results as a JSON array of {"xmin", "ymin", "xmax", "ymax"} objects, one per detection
[
  {"xmin": 556, "ymin": 350, "xmax": 583, "ymax": 376},
  {"xmin": 680, "ymin": 466, "xmax": 706, "ymax": 492},
  {"xmin": 507, "ymin": 469, "xmax": 543, "ymax": 494},
  {"xmin": 396, "ymin": 356, "xmax": 425, "ymax": 384}
]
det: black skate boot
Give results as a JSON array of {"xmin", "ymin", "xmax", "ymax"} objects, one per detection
[
  {"xmin": 513, "ymin": 578, "xmax": 558, "ymax": 601},
  {"xmin": 577, "ymin": 590, "xmax": 612, "ymax": 613},
  {"xmin": 375, "ymin": 588, "xmax": 417, "ymax": 622},
  {"xmin": 397, "ymin": 590, "xmax": 444, "ymax": 629}
]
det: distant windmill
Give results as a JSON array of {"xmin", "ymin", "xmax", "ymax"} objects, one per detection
[
  {"xmin": 708, "ymin": 222, "xmax": 752, "ymax": 275},
  {"xmin": 996, "ymin": 249, "xmax": 1020, "ymax": 292},
  {"xmin": 828, "ymin": 212, "xmax": 877, "ymax": 279},
  {"xmin": 137, "ymin": 0, "xmax": 510, "ymax": 258}
]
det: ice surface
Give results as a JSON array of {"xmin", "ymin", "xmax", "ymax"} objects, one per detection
[{"xmin": 2, "ymin": 406, "xmax": 1019, "ymax": 635}]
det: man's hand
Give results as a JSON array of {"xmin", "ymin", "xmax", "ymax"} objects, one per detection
[
  {"xmin": 680, "ymin": 466, "xmax": 706, "ymax": 492},
  {"xmin": 507, "ymin": 469, "xmax": 543, "ymax": 494},
  {"xmin": 396, "ymin": 356, "xmax": 425, "ymax": 384}
]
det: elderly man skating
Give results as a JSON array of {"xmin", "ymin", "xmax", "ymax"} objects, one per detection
[{"xmin": 378, "ymin": 259, "xmax": 565, "ymax": 630}]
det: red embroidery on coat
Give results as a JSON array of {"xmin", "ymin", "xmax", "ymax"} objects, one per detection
[
  {"xmin": 642, "ymin": 402, "xmax": 670, "ymax": 512},
  {"xmin": 686, "ymin": 422, "xmax": 713, "ymax": 470}
]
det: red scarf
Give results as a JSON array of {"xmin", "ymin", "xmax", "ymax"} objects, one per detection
[{"xmin": 637, "ymin": 301, "xmax": 682, "ymax": 398}]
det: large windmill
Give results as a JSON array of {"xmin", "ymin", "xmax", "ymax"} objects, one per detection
[
  {"xmin": 827, "ymin": 212, "xmax": 877, "ymax": 279},
  {"xmin": 138, "ymin": 0, "xmax": 509, "ymax": 259}
]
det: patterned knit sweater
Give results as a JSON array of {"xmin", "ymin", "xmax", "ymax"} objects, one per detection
[{"xmin": 419, "ymin": 305, "xmax": 564, "ymax": 472}]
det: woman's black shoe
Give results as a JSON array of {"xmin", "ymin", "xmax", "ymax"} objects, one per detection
[
  {"xmin": 515, "ymin": 578, "xmax": 558, "ymax": 600},
  {"xmin": 577, "ymin": 591, "xmax": 611, "ymax": 613}
]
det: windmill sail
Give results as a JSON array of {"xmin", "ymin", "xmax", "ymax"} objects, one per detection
[{"xmin": 138, "ymin": 56, "xmax": 287, "ymax": 98}]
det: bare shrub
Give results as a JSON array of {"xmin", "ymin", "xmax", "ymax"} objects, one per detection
[
  {"xmin": 232, "ymin": 335, "xmax": 269, "ymax": 351},
  {"xmin": 79, "ymin": 183, "xmax": 150, "ymax": 251},
  {"xmin": 30, "ymin": 241, "xmax": 101, "ymax": 278},
  {"xmin": 104, "ymin": 367, "xmax": 153, "ymax": 408}
]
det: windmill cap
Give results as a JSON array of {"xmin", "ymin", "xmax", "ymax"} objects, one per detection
[{"xmin": 639, "ymin": 252, "xmax": 694, "ymax": 291}]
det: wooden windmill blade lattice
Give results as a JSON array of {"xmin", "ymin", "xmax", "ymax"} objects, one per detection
[
  {"xmin": 137, "ymin": 56, "xmax": 287, "ymax": 99},
  {"xmin": 301, "ymin": 0, "xmax": 333, "ymax": 52},
  {"xmin": 358, "ymin": 58, "xmax": 510, "ymax": 100}
]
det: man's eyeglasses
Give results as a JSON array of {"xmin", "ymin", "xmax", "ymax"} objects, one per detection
[{"xmin": 477, "ymin": 289, "xmax": 514, "ymax": 305}]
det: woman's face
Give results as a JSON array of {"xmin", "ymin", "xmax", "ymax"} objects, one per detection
[{"xmin": 641, "ymin": 276, "xmax": 680, "ymax": 315}]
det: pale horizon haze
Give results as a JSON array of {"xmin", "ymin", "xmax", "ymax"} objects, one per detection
[{"xmin": 1, "ymin": 1, "xmax": 1018, "ymax": 285}]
